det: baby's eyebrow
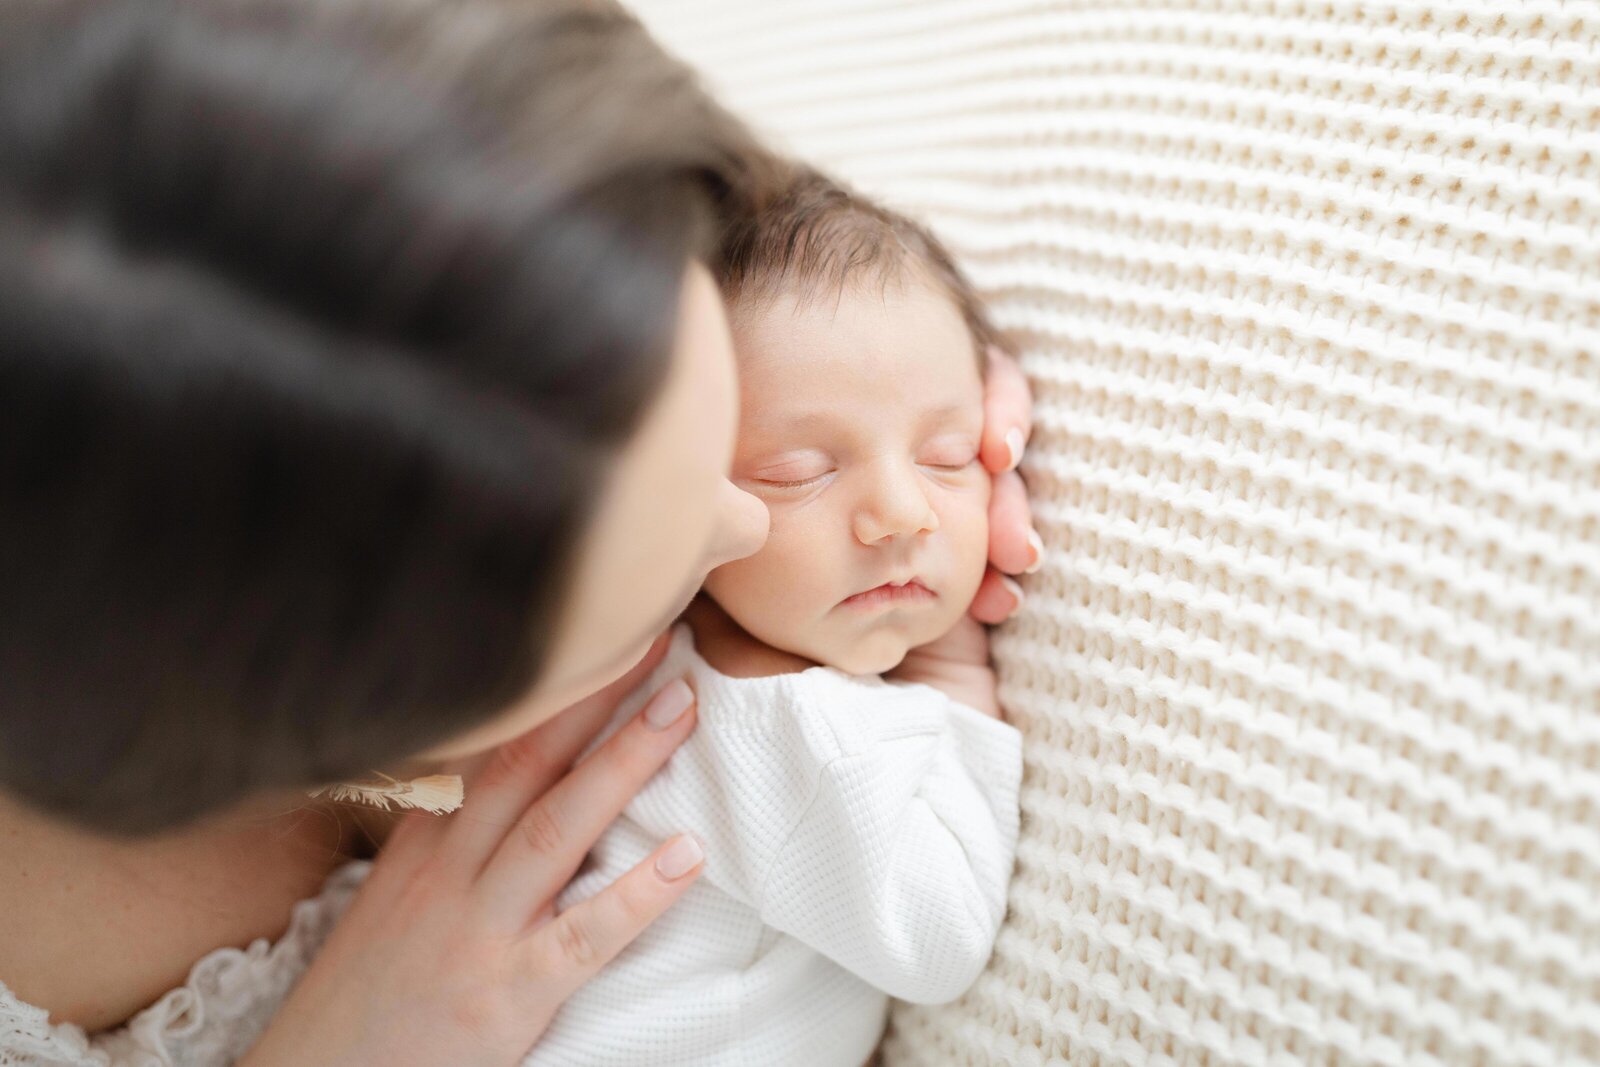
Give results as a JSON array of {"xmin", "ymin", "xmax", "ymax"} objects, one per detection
[
  {"xmin": 756, "ymin": 409, "xmax": 841, "ymax": 434},
  {"xmin": 916, "ymin": 402, "xmax": 984, "ymax": 428},
  {"xmin": 755, "ymin": 400, "xmax": 980, "ymax": 435}
]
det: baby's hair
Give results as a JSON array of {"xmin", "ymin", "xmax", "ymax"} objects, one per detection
[{"xmin": 716, "ymin": 165, "xmax": 1007, "ymax": 368}]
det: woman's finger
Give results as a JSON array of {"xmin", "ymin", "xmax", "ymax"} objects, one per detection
[
  {"xmin": 968, "ymin": 566, "xmax": 1025, "ymax": 625},
  {"xmin": 985, "ymin": 467, "xmax": 1038, "ymax": 578},
  {"xmin": 516, "ymin": 833, "xmax": 705, "ymax": 1009},
  {"xmin": 437, "ymin": 631, "xmax": 676, "ymax": 870},
  {"xmin": 475, "ymin": 681, "xmax": 698, "ymax": 928},
  {"xmin": 978, "ymin": 346, "xmax": 1033, "ymax": 474}
]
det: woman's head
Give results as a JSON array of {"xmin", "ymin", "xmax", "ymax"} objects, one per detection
[
  {"xmin": 0, "ymin": 0, "xmax": 770, "ymax": 833},
  {"xmin": 433, "ymin": 261, "xmax": 768, "ymax": 759}
]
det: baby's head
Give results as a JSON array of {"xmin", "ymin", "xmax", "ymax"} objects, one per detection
[{"xmin": 704, "ymin": 167, "xmax": 1003, "ymax": 675}]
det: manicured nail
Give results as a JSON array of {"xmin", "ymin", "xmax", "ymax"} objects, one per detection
[
  {"xmin": 642, "ymin": 679, "xmax": 693, "ymax": 731},
  {"xmin": 1004, "ymin": 427, "xmax": 1026, "ymax": 472},
  {"xmin": 1000, "ymin": 575, "xmax": 1026, "ymax": 618},
  {"xmin": 1024, "ymin": 527, "xmax": 1045, "ymax": 574},
  {"xmin": 655, "ymin": 833, "xmax": 704, "ymax": 880}
]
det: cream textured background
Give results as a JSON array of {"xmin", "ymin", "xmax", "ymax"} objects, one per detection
[{"xmin": 622, "ymin": 2, "xmax": 1600, "ymax": 1064}]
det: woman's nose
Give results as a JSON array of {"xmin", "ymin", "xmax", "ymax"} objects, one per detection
[
  {"xmin": 852, "ymin": 460, "xmax": 939, "ymax": 545},
  {"xmin": 706, "ymin": 478, "xmax": 770, "ymax": 569}
]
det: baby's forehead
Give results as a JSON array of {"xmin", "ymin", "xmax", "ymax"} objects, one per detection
[
  {"xmin": 730, "ymin": 272, "xmax": 984, "ymax": 372},
  {"xmin": 728, "ymin": 286, "xmax": 984, "ymax": 442}
]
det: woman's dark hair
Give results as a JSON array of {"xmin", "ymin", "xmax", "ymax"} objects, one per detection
[{"xmin": 0, "ymin": 0, "xmax": 775, "ymax": 833}]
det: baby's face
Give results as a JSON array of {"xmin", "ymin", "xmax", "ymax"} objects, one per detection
[{"xmin": 702, "ymin": 273, "xmax": 990, "ymax": 675}]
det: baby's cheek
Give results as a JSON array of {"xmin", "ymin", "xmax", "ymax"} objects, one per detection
[{"xmin": 943, "ymin": 495, "xmax": 992, "ymax": 574}]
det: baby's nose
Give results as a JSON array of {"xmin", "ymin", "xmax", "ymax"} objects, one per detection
[{"xmin": 852, "ymin": 463, "xmax": 939, "ymax": 545}]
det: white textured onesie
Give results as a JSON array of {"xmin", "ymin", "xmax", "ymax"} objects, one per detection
[{"xmin": 526, "ymin": 623, "xmax": 1023, "ymax": 1067}]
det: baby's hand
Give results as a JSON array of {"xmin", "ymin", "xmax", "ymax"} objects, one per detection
[{"xmin": 885, "ymin": 614, "xmax": 1002, "ymax": 719}]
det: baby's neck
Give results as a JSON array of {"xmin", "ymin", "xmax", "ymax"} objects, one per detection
[{"xmin": 680, "ymin": 595, "xmax": 821, "ymax": 679}]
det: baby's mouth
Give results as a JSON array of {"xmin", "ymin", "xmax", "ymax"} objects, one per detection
[{"xmin": 838, "ymin": 578, "xmax": 936, "ymax": 610}]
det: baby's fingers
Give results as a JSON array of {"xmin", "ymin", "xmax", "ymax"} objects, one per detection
[{"xmin": 518, "ymin": 834, "xmax": 705, "ymax": 1006}]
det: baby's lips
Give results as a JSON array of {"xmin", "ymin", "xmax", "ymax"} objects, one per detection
[{"xmin": 838, "ymin": 576, "xmax": 937, "ymax": 607}]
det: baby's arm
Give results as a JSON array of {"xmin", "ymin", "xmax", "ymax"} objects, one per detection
[
  {"xmin": 757, "ymin": 670, "xmax": 1022, "ymax": 1003},
  {"xmin": 621, "ymin": 642, "xmax": 1022, "ymax": 1004}
]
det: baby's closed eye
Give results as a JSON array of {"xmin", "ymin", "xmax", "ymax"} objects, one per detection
[
  {"xmin": 918, "ymin": 438, "xmax": 981, "ymax": 471},
  {"xmin": 751, "ymin": 461, "xmax": 831, "ymax": 489}
]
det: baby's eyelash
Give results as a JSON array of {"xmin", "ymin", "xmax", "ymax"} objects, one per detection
[{"xmin": 758, "ymin": 458, "xmax": 976, "ymax": 489}]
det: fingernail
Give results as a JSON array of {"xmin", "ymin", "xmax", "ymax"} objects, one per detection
[
  {"xmin": 642, "ymin": 679, "xmax": 694, "ymax": 731},
  {"xmin": 1004, "ymin": 427, "xmax": 1026, "ymax": 472},
  {"xmin": 1024, "ymin": 527, "xmax": 1045, "ymax": 574},
  {"xmin": 1000, "ymin": 575, "xmax": 1026, "ymax": 619},
  {"xmin": 655, "ymin": 833, "xmax": 704, "ymax": 880}
]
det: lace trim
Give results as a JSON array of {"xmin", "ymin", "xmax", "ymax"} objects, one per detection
[
  {"xmin": 0, "ymin": 993, "xmax": 99, "ymax": 1066},
  {"xmin": 0, "ymin": 861, "xmax": 369, "ymax": 1067}
]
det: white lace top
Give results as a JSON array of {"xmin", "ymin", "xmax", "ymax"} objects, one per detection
[{"xmin": 0, "ymin": 861, "xmax": 369, "ymax": 1067}]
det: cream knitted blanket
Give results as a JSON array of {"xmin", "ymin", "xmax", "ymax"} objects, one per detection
[{"xmin": 624, "ymin": 2, "xmax": 1600, "ymax": 1064}]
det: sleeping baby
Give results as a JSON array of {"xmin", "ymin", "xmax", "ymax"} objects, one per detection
[{"xmin": 527, "ymin": 166, "xmax": 1023, "ymax": 1067}]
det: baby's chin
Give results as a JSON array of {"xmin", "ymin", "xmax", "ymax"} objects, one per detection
[
  {"xmin": 792, "ymin": 614, "xmax": 957, "ymax": 676},
  {"xmin": 715, "ymin": 590, "xmax": 971, "ymax": 677},
  {"xmin": 817, "ymin": 632, "xmax": 914, "ymax": 676}
]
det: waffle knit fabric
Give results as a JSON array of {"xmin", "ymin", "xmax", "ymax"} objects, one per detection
[
  {"xmin": 623, "ymin": 2, "xmax": 1600, "ymax": 1064},
  {"xmin": 536, "ymin": 624, "xmax": 1022, "ymax": 1066}
]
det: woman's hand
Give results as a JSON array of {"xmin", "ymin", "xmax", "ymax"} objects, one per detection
[
  {"xmin": 884, "ymin": 613, "xmax": 1000, "ymax": 719},
  {"xmin": 969, "ymin": 345, "xmax": 1039, "ymax": 624},
  {"xmin": 890, "ymin": 346, "xmax": 1036, "ymax": 717},
  {"xmin": 241, "ymin": 633, "xmax": 701, "ymax": 1067}
]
